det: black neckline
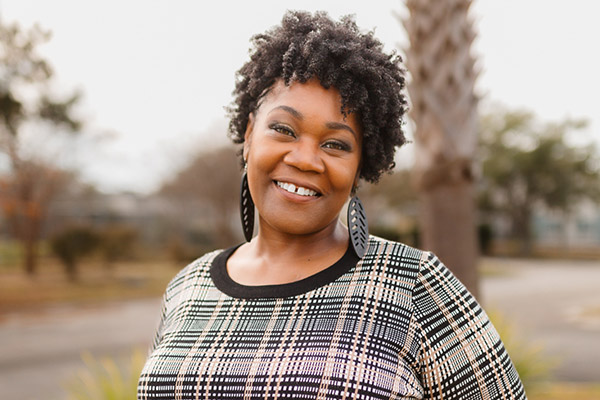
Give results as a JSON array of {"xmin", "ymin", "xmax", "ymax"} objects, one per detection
[{"xmin": 210, "ymin": 243, "xmax": 359, "ymax": 299}]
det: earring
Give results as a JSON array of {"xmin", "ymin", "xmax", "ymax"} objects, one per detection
[
  {"xmin": 347, "ymin": 196, "xmax": 368, "ymax": 258},
  {"xmin": 240, "ymin": 166, "xmax": 255, "ymax": 242}
]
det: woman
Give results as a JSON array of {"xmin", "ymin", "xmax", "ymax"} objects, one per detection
[{"xmin": 138, "ymin": 11, "xmax": 526, "ymax": 399}]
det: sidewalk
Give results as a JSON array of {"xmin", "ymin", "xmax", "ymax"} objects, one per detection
[{"xmin": 480, "ymin": 257, "xmax": 600, "ymax": 382}]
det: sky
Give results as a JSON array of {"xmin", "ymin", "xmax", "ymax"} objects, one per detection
[{"xmin": 1, "ymin": 0, "xmax": 599, "ymax": 194}]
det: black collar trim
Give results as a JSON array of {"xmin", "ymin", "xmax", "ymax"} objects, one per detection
[{"xmin": 210, "ymin": 243, "xmax": 359, "ymax": 299}]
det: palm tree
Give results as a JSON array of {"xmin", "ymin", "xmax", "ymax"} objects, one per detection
[{"xmin": 401, "ymin": 0, "xmax": 480, "ymax": 296}]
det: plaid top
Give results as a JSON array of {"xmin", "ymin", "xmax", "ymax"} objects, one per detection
[{"xmin": 138, "ymin": 237, "xmax": 526, "ymax": 399}]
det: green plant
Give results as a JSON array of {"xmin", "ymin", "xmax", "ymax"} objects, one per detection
[
  {"xmin": 50, "ymin": 225, "xmax": 100, "ymax": 280},
  {"xmin": 97, "ymin": 225, "xmax": 138, "ymax": 266},
  {"xmin": 64, "ymin": 348, "xmax": 146, "ymax": 400},
  {"xmin": 488, "ymin": 309, "xmax": 558, "ymax": 392}
]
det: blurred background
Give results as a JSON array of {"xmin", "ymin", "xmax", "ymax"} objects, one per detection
[{"xmin": 1, "ymin": 1, "xmax": 599, "ymax": 399}]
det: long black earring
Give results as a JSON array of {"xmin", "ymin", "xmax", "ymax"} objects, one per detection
[
  {"xmin": 240, "ymin": 167, "xmax": 255, "ymax": 242},
  {"xmin": 347, "ymin": 196, "xmax": 368, "ymax": 258}
]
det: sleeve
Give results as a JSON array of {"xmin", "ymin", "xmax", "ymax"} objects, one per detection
[
  {"xmin": 411, "ymin": 252, "xmax": 527, "ymax": 400},
  {"xmin": 147, "ymin": 291, "xmax": 168, "ymax": 354}
]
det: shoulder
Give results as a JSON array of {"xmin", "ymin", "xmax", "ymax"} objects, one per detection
[
  {"xmin": 163, "ymin": 248, "xmax": 225, "ymax": 301},
  {"xmin": 364, "ymin": 235, "xmax": 428, "ymax": 282},
  {"xmin": 404, "ymin": 249, "xmax": 527, "ymax": 398},
  {"xmin": 364, "ymin": 236, "xmax": 469, "ymax": 298}
]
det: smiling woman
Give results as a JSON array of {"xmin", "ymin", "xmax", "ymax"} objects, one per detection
[
  {"xmin": 137, "ymin": 10, "xmax": 526, "ymax": 400},
  {"xmin": 239, "ymin": 79, "xmax": 361, "ymax": 270}
]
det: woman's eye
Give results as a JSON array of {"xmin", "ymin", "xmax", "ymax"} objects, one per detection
[
  {"xmin": 270, "ymin": 124, "xmax": 295, "ymax": 137},
  {"xmin": 323, "ymin": 141, "xmax": 350, "ymax": 151}
]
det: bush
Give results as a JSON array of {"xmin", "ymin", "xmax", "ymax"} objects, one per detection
[
  {"xmin": 50, "ymin": 226, "xmax": 100, "ymax": 280},
  {"xmin": 488, "ymin": 309, "xmax": 557, "ymax": 392},
  {"xmin": 370, "ymin": 225, "xmax": 420, "ymax": 247},
  {"xmin": 97, "ymin": 225, "xmax": 138, "ymax": 266},
  {"xmin": 64, "ymin": 349, "xmax": 146, "ymax": 400},
  {"xmin": 478, "ymin": 223, "xmax": 493, "ymax": 255}
]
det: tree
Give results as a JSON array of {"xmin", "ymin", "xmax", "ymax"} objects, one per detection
[
  {"xmin": 358, "ymin": 169, "xmax": 419, "ymax": 245},
  {"xmin": 159, "ymin": 146, "xmax": 242, "ymax": 249},
  {"xmin": 479, "ymin": 108, "xmax": 600, "ymax": 255},
  {"xmin": 50, "ymin": 225, "xmax": 100, "ymax": 281},
  {"xmin": 401, "ymin": 0, "xmax": 480, "ymax": 296},
  {"xmin": 0, "ymin": 21, "xmax": 82, "ymax": 275},
  {"xmin": 0, "ymin": 162, "xmax": 74, "ymax": 274}
]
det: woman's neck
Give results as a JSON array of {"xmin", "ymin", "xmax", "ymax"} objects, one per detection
[{"xmin": 227, "ymin": 220, "xmax": 349, "ymax": 286}]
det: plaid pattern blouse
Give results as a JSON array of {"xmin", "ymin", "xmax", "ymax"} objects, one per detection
[{"xmin": 138, "ymin": 237, "xmax": 526, "ymax": 399}]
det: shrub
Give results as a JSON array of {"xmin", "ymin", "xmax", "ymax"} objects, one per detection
[
  {"xmin": 488, "ymin": 309, "xmax": 557, "ymax": 392},
  {"xmin": 64, "ymin": 349, "xmax": 146, "ymax": 400},
  {"xmin": 97, "ymin": 225, "xmax": 138, "ymax": 267},
  {"xmin": 50, "ymin": 226, "xmax": 100, "ymax": 280}
]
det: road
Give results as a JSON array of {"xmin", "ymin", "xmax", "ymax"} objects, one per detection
[
  {"xmin": 480, "ymin": 257, "xmax": 600, "ymax": 383},
  {"xmin": 0, "ymin": 299, "xmax": 161, "ymax": 400},
  {"xmin": 1, "ymin": 258, "xmax": 598, "ymax": 399}
]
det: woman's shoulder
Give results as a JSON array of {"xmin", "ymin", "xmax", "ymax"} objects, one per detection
[
  {"xmin": 163, "ymin": 248, "xmax": 227, "ymax": 297},
  {"xmin": 365, "ymin": 235, "xmax": 429, "ymax": 274},
  {"xmin": 364, "ymin": 235, "xmax": 463, "ymax": 299}
]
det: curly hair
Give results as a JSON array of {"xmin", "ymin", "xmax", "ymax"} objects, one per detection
[{"xmin": 227, "ymin": 10, "xmax": 408, "ymax": 183}]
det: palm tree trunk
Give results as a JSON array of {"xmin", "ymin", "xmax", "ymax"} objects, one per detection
[
  {"xmin": 420, "ymin": 179, "xmax": 478, "ymax": 295},
  {"xmin": 402, "ymin": 0, "xmax": 480, "ymax": 297}
]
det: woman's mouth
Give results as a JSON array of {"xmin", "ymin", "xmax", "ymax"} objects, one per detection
[{"xmin": 275, "ymin": 181, "xmax": 320, "ymax": 197}]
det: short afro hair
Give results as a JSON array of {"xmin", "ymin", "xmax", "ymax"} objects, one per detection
[{"xmin": 227, "ymin": 10, "xmax": 408, "ymax": 183}]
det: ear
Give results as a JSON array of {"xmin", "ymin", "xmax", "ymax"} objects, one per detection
[{"xmin": 242, "ymin": 113, "xmax": 255, "ymax": 161}]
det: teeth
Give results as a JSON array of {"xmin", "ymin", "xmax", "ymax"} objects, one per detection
[{"xmin": 277, "ymin": 181, "xmax": 318, "ymax": 196}]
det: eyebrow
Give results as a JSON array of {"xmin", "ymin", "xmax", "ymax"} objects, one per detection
[{"xmin": 268, "ymin": 105, "xmax": 358, "ymax": 139}]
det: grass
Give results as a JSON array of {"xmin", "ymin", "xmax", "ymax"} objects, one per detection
[
  {"xmin": 478, "ymin": 257, "xmax": 518, "ymax": 278},
  {"xmin": 487, "ymin": 309, "xmax": 559, "ymax": 393},
  {"xmin": 0, "ymin": 256, "xmax": 177, "ymax": 317},
  {"xmin": 488, "ymin": 309, "xmax": 600, "ymax": 399},
  {"xmin": 64, "ymin": 348, "xmax": 147, "ymax": 400},
  {"xmin": 528, "ymin": 382, "xmax": 600, "ymax": 400}
]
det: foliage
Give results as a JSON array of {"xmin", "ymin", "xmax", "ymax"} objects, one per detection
[
  {"xmin": 527, "ymin": 382, "xmax": 600, "ymax": 400},
  {"xmin": 358, "ymin": 169, "xmax": 419, "ymax": 243},
  {"xmin": 0, "ymin": 20, "xmax": 83, "ymax": 275},
  {"xmin": 64, "ymin": 349, "xmax": 146, "ymax": 400},
  {"xmin": 487, "ymin": 310, "xmax": 557, "ymax": 392},
  {"xmin": 49, "ymin": 224, "xmax": 141, "ymax": 278},
  {"xmin": 359, "ymin": 169, "xmax": 418, "ymax": 208},
  {"xmin": 97, "ymin": 225, "xmax": 138, "ymax": 266},
  {"xmin": 479, "ymin": 107, "xmax": 600, "ymax": 254},
  {"xmin": 159, "ymin": 146, "xmax": 242, "ymax": 248},
  {"xmin": 50, "ymin": 226, "xmax": 100, "ymax": 280}
]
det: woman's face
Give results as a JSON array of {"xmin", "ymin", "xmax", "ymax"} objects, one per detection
[{"xmin": 243, "ymin": 79, "xmax": 362, "ymax": 238}]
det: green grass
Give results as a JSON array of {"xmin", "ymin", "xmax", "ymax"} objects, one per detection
[
  {"xmin": 528, "ymin": 382, "xmax": 600, "ymax": 400},
  {"xmin": 0, "ymin": 257, "xmax": 177, "ymax": 316},
  {"xmin": 64, "ymin": 349, "xmax": 146, "ymax": 400},
  {"xmin": 478, "ymin": 258, "xmax": 518, "ymax": 278},
  {"xmin": 0, "ymin": 240, "xmax": 24, "ymax": 270},
  {"xmin": 487, "ymin": 309, "xmax": 561, "ymax": 395}
]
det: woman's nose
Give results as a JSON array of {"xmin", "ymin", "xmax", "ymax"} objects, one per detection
[{"xmin": 283, "ymin": 140, "xmax": 325, "ymax": 173}]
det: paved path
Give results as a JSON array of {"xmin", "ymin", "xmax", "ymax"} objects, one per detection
[
  {"xmin": 0, "ymin": 299, "xmax": 161, "ymax": 400},
  {"xmin": 480, "ymin": 257, "xmax": 600, "ymax": 383},
  {"xmin": 1, "ymin": 258, "xmax": 598, "ymax": 399}
]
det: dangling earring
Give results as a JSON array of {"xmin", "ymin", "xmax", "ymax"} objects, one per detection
[
  {"xmin": 240, "ymin": 163, "xmax": 255, "ymax": 242},
  {"xmin": 347, "ymin": 196, "xmax": 368, "ymax": 258}
]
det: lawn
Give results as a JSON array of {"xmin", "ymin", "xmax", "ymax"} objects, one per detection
[{"xmin": 0, "ymin": 256, "xmax": 178, "ymax": 316}]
